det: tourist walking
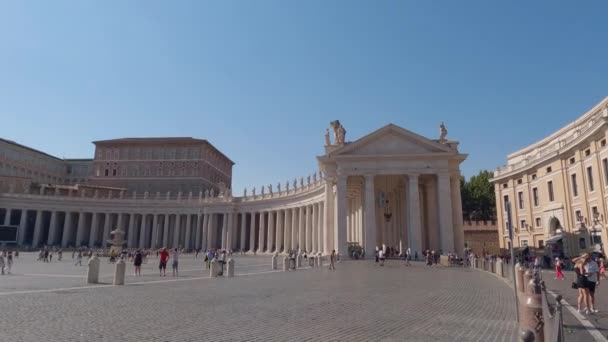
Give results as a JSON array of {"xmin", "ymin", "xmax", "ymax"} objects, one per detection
[
  {"xmin": 573, "ymin": 253, "xmax": 592, "ymax": 314},
  {"xmin": 405, "ymin": 247, "xmax": 412, "ymax": 266},
  {"xmin": 159, "ymin": 247, "xmax": 169, "ymax": 276},
  {"xmin": 555, "ymin": 258, "xmax": 565, "ymax": 280},
  {"xmin": 74, "ymin": 250, "xmax": 83, "ymax": 266},
  {"xmin": 6, "ymin": 251, "xmax": 13, "ymax": 274},
  {"xmin": 58, "ymin": 249, "xmax": 62, "ymax": 261},
  {"xmin": 0, "ymin": 251, "xmax": 5, "ymax": 275},
  {"xmin": 329, "ymin": 250, "xmax": 336, "ymax": 270},
  {"xmin": 133, "ymin": 249, "xmax": 143, "ymax": 276},
  {"xmin": 171, "ymin": 248, "xmax": 179, "ymax": 277},
  {"xmin": 585, "ymin": 256, "xmax": 600, "ymax": 313},
  {"xmin": 379, "ymin": 249, "xmax": 385, "ymax": 266}
]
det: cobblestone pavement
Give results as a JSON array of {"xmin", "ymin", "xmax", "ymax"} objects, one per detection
[
  {"xmin": 541, "ymin": 269, "xmax": 608, "ymax": 341},
  {"xmin": 1, "ymin": 254, "xmax": 517, "ymax": 341}
]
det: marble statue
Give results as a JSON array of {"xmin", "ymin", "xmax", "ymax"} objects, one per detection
[
  {"xmin": 261, "ymin": 186, "xmax": 265, "ymax": 195},
  {"xmin": 243, "ymin": 187, "xmax": 247, "ymax": 197},
  {"xmin": 268, "ymin": 184, "xmax": 273, "ymax": 194},
  {"xmin": 277, "ymin": 183, "xmax": 281, "ymax": 193},
  {"xmin": 286, "ymin": 181, "xmax": 290, "ymax": 192},
  {"xmin": 307, "ymin": 175, "xmax": 311, "ymax": 185},
  {"xmin": 293, "ymin": 178, "xmax": 297, "ymax": 190},
  {"xmin": 330, "ymin": 120, "xmax": 346, "ymax": 145},
  {"xmin": 312, "ymin": 173, "xmax": 317, "ymax": 182},
  {"xmin": 439, "ymin": 121, "xmax": 448, "ymax": 142},
  {"xmin": 324, "ymin": 128, "xmax": 331, "ymax": 146},
  {"xmin": 205, "ymin": 189, "xmax": 209, "ymax": 198},
  {"xmin": 300, "ymin": 177, "xmax": 304, "ymax": 188},
  {"xmin": 252, "ymin": 187, "xmax": 256, "ymax": 197}
]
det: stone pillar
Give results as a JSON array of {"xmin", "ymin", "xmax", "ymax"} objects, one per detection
[
  {"xmin": 305, "ymin": 205, "xmax": 312, "ymax": 253},
  {"xmin": 258, "ymin": 211, "xmax": 266, "ymax": 253},
  {"xmin": 127, "ymin": 213, "xmax": 136, "ymax": 248},
  {"xmin": 113, "ymin": 258, "xmax": 126, "ymax": 285},
  {"xmin": 312, "ymin": 203, "xmax": 318, "ymax": 253},
  {"xmin": 139, "ymin": 214, "xmax": 148, "ymax": 248},
  {"xmin": 267, "ymin": 211, "xmax": 275, "ymax": 252},
  {"xmin": 47, "ymin": 211, "xmax": 59, "ymax": 246},
  {"xmin": 298, "ymin": 207, "xmax": 305, "ymax": 253},
  {"xmin": 116, "ymin": 213, "xmax": 124, "ymax": 234},
  {"xmin": 162, "ymin": 214, "xmax": 170, "ymax": 248},
  {"xmin": 173, "ymin": 214, "xmax": 181, "ymax": 249},
  {"xmin": 75, "ymin": 212, "xmax": 86, "ymax": 247},
  {"xmin": 437, "ymin": 173, "xmax": 454, "ymax": 253},
  {"xmin": 61, "ymin": 212, "xmax": 73, "ymax": 248},
  {"xmin": 201, "ymin": 214, "xmax": 208, "ymax": 250},
  {"xmin": 240, "ymin": 212, "xmax": 247, "ymax": 251},
  {"xmin": 87, "ymin": 255, "xmax": 100, "ymax": 284},
  {"xmin": 283, "ymin": 209, "xmax": 292, "ymax": 252},
  {"xmin": 102, "ymin": 213, "xmax": 112, "ymax": 248},
  {"xmin": 323, "ymin": 181, "xmax": 335, "ymax": 256},
  {"xmin": 151, "ymin": 214, "xmax": 159, "ymax": 249},
  {"xmin": 317, "ymin": 202, "xmax": 324, "ymax": 254},
  {"xmin": 18, "ymin": 209, "xmax": 27, "ymax": 245},
  {"xmin": 194, "ymin": 214, "xmax": 201, "ymax": 250},
  {"xmin": 408, "ymin": 174, "xmax": 423, "ymax": 255},
  {"xmin": 87, "ymin": 212, "xmax": 99, "ymax": 247},
  {"xmin": 206, "ymin": 214, "xmax": 214, "ymax": 250},
  {"xmin": 276, "ymin": 210, "xmax": 284, "ymax": 252},
  {"xmin": 451, "ymin": 174, "xmax": 465, "ymax": 255},
  {"xmin": 184, "ymin": 214, "xmax": 192, "ymax": 250},
  {"xmin": 290, "ymin": 208, "xmax": 298, "ymax": 251},
  {"xmin": 249, "ymin": 212, "xmax": 256, "ymax": 252},
  {"xmin": 3, "ymin": 208, "xmax": 11, "ymax": 225},
  {"xmin": 335, "ymin": 176, "xmax": 348, "ymax": 255},
  {"xmin": 226, "ymin": 258, "xmax": 235, "ymax": 277},
  {"xmin": 226, "ymin": 212, "xmax": 234, "ymax": 250},
  {"xmin": 32, "ymin": 210, "xmax": 43, "ymax": 247},
  {"xmin": 346, "ymin": 198, "xmax": 351, "ymax": 242},
  {"xmin": 219, "ymin": 213, "xmax": 227, "ymax": 250}
]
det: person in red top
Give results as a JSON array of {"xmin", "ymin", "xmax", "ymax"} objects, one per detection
[{"xmin": 159, "ymin": 248, "xmax": 170, "ymax": 276}]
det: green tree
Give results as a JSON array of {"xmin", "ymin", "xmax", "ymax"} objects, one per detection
[{"xmin": 461, "ymin": 170, "xmax": 496, "ymax": 221}]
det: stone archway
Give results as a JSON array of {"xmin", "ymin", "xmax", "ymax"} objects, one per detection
[{"xmin": 548, "ymin": 216, "xmax": 561, "ymax": 236}]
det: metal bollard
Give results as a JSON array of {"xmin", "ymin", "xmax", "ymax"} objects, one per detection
[
  {"xmin": 496, "ymin": 259, "xmax": 504, "ymax": 278},
  {"xmin": 226, "ymin": 258, "xmax": 235, "ymax": 277},
  {"xmin": 520, "ymin": 278, "xmax": 544, "ymax": 341},
  {"xmin": 113, "ymin": 258, "xmax": 126, "ymax": 285},
  {"xmin": 87, "ymin": 255, "xmax": 100, "ymax": 284},
  {"xmin": 283, "ymin": 256, "xmax": 289, "ymax": 271},
  {"xmin": 271, "ymin": 253, "xmax": 278, "ymax": 270}
]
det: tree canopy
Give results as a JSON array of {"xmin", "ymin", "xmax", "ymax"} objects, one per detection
[{"xmin": 460, "ymin": 170, "xmax": 496, "ymax": 221}]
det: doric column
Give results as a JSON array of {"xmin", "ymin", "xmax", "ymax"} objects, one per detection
[
  {"xmin": 3, "ymin": 208, "xmax": 11, "ymax": 225},
  {"xmin": 451, "ymin": 174, "xmax": 464, "ymax": 255},
  {"xmin": 276, "ymin": 210, "xmax": 284, "ymax": 252},
  {"xmin": 249, "ymin": 212, "xmax": 256, "ymax": 252},
  {"xmin": 317, "ymin": 202, "xmax": 324, "ymax": 254},
  {"xmin": 290, "ymin": 208, "xmax": 298, "ymax": 251},
  {"xmin": 323, "ymin": 182, "xmax": 334, "ymax": 254},
  {"xmin": 151, "ymin": 214, "xmax": 160, "ymax": 249},
  {"xmin": 162, "ymin": 214, "xmax": 170, "ymax": 248},
  {"xmin": 206, "ymin": 214, "xmax": 214, "ymax": 250},
  {"xmin": 18, "ymin": 209, "xmax": 28, "ymax": 245},
  {"xmin": 139, "ymin": 214, "xmax": 148, "ymax": 248},
  {"xmin": 201, "ymin": 214, "xmax": 208, "ymax": 250},
  {"xmin": 102, "ymin": 213, "xmax": 112, "ymax": 248},
  {"xmin": 127, "ymin": 213, "xmax": 136, "ymax": 248},
  {"xmin": 221, "ymin": 213, "xmax": 228, "ymax": 250},
  {"xmin": 173, "ymin": 214, "xmax": 181, "ymax": 248},
  {"xmin": 267, "ymin": 211, "xmax": 275, "ymax": 252},
  {"xmin": 87, "ymin": 212, "xmax": 99, "ymax": 247},
  {"xmin": 298, "ymin": 207, "xmax": 305, "ymax": 253},
  {"xmin": 48, "ymin": 211, "xmax": 59, "ymax": 246},
  {"xmin": 258, "ymin": 212, "xmax": 266, "ymax": 252},
  {"xmin": 184, "ymin": 214, "xmax": 192, "ymax": 250},
  {"xmin": 312, "ymin": 203, "xmax": 318, "ymax": 253},
  {"xmin": 238, "ymin": 213, "xmax": 245, "ymax": 251},
  {"xmin": 346, "ymin": 199, "xmax": 351, "ymax": 242},
  {"xmin": 283, "ymin": 209, "xmax": 292, "ymax": 252},
  {"xmin": 116, "ymin": 213, "xmax": 124, "ymax": 233},
  {"xmin": 61, "ymin": 212, "xmax": 73, "ymax": 248},
  {"xmin": 408, "ymin": 174, "xmax": 423, "ymax": 255},
  {"xmin": 305, "ymin": 206, "xmax": 312, "ymax": 252},
  {"xmin": 31, "ymin": 210, "xmax": 43, "ymax": 247},
  {"xmin": 74, "ymin": 211, "xmax": 86, "ymax": 247},
  {"xmin": 335, "ymin": 176, "xmax": 347, "ymax": 255},
  {"xmin": 436, "ymin": 172, "xmax": 454, "ymax": 253}
]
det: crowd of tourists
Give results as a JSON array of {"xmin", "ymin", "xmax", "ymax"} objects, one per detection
[{"xmin": 572, "ymin": 252, "xmax": 603, "ymax": 314}]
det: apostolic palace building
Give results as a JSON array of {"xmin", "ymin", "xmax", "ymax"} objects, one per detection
[
  {"xmin": 492, "ymin": 97, "xmax": 608, "ymax": 258},
  {"xmin": 0, "ymin": 121, "xmax": 467, "ymax": 258}
]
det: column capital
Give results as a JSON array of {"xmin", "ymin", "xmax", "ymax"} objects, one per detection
[{"xmin": 408, "ymin": 173, "xmax": 420, "ymax": 182}]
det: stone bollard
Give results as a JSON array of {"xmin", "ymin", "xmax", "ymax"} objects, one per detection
[
  {"xmin": 113, "ymin": 258, "xmax": 126, "ymax": 285},
  {"xmin": 309, "ymin": 257, "xmax": 315, "ymax": 267},
  {"xmin": 87, "ymin": 255, "xmax": 100, "ymax": 284},
  {"xmin": 491, "ymin": 260, "xmax": 496, "ymax": 273},
  {"xmin": 210, "ymin": 258, "xmax": 219, "ymax": 277},
  {"xmin": 515, "ymin": 263, "xmax": 525, "ymax": 294},
  {"xmin": 296, "ymin": 254, "xmax": 302, "ymax": 268},
  {"xmin": 520, "ymin": 278, "xmax": 544, "ymax": 341},
  {"xmin": 317, "ymin": 255, "xmax": 323, "ymax": 268},
  {"xmin": 523, "ymin": 270, "xmax": 533, "ymax": 293},
  {"xmin": 226, "ymin": 258, "xmax": 235, "ymax": 277},
  {"xmin": 283, "ymin": 256, "xmax": 289, "ymax": 271},
  {"xmin": 496, "ymin": 259, "xmax": 504, "ymax": 278},
  {"xmin": 475, "ymin": 258, "xmax": 480, "ymax": 269},
  {"xmin": 271, "ymin": 254, "xmax": 278, "ymax": 270}
]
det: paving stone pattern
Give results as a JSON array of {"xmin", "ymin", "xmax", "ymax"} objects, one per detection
[{"xmin": 0, "ymin": 254, "xmax": 517, "ymax": 342}]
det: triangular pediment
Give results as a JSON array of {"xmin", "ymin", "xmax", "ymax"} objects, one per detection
[{"xmin": 330, "ymin": 124, "xmax": 452, "ymax": 156}]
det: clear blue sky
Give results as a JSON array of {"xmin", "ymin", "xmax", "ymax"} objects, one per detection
[{"xmin": 1, "ymin": 1, "xmax": 607, "ymax": 194}]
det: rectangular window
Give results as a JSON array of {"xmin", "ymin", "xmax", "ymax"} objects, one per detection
[
  {"xmin": 569, "ymin": 157, "xmax": 575, "ymax": 164},
  {"xmin": 603, "ymin": 158, "xmax": 608, "ymax": 184},
  {"xmin": 585, "ymin": 149, "xmax": 591, "ymax": 157},
  {"xmin": 601, "ymin": 139, "xmax": 606, "ymax": 147},
  {"xmin": 592, "ymin": 206, "xmax": 599, "ymax": 219},
  {"xmin": 521, "ymin": 240, "xmax": 528, "ymax": 247},
  {"xmin": 104, "ymin": 169, "xmax": 109, "ymax": 177},
  {"xmin": 112, "ymin": 169, "xmax": 117, "ymax": 176},
  {"xmin": 535, "ymin": 217, "xmax": 541, "ymax": 227},
  {"xmin": 532, "ymin": 187, "xmax": 539, "ymax": 206},
  {"xmin": 575, "ymin": 210, "xmax": 582, "ymax": 223},
  {"xmin": 503, "ymin": 183, "xmax": 508, "ymax": 189},
  {"xmin": 518, "ymin": 191, "xmax": 524, "ymax": 209},
  {"xmin": 520, "ymin": 220, "xmax": 526, "ymax": 230},
  {"xmin": 517, "ymin": 179, "xmax": 523, "ymax": 185},
  {"xmin": 531, "ymin": 174, "xmax": 537, "ymax": 180},
  {"xmin": 548, "ymin": 181, "xmax": 554, "ymax": 201},
  {"xmin": 587, "ymin": 166, "xmax": 594, "ymax": 191},
  {"xmin": 571, "ymin": 174, "xmax": 578, "ymax": 197},
  {"xmin": 538, "ymin": 240, "xmax": 544, "ymax": 249},
  {"xmin": 546, "ymin": 166, "xmax": 552, "ymax": 173}
]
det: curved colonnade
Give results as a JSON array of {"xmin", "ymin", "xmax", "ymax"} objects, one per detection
[{"xmin": 0, "ymin": 177, "xmax": 329, "ymax": 254}]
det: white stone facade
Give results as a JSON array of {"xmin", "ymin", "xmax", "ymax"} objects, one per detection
[{"xmin": 0, "ymin": 123, "xmax": 466, "ymax": 257}]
